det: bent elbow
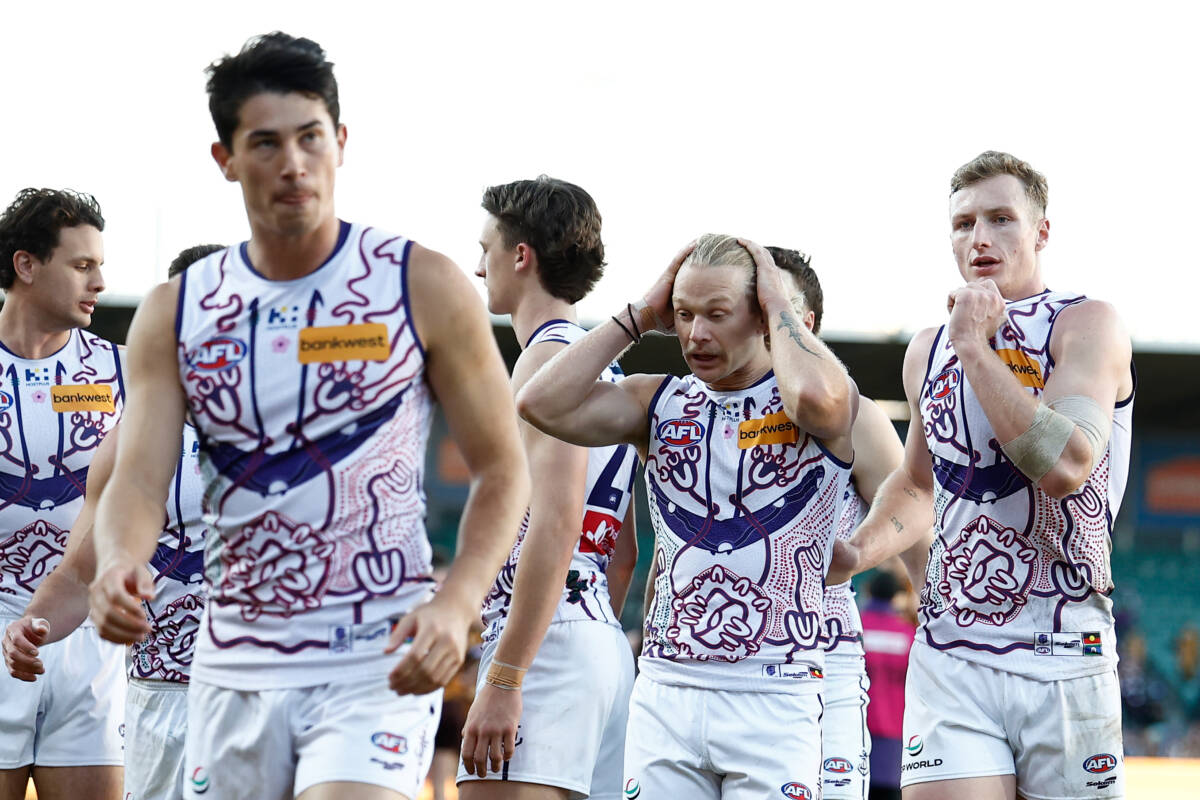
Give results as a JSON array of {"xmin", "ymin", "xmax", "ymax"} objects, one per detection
[
  {"xmin": 786, "ymin": 389, "xmax": 854, "ymax": 441},
  {"xmin": 1037, "ymin": 457, "xmax": 1091, "ymax": 499},
  {"xmin": 514, "ymin": 386, "xmax": 547, "ymax": 430}
]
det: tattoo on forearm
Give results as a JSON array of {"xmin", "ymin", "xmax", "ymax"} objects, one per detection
[
  {"xmin": 776, "ymin": 311, "xmax": 823, "ymax": 358},
  {"xmin": 890, "ymin": 516, "xmax": 904, "ymax": 533},
  {"xmin": 903, "ymin": 488, "xmax": 918, "ymax": 500}
]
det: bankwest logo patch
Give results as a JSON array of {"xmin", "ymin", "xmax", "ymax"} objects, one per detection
[
  {"xmin": 299, "ymin": 323, "xmax": 390, "ymax": 364},
  {"xmin": 738, "ymin": 410, "xmax": 798, "ymax": 449},
  {"xmin": 51, "ymin": 384, "xmax": 114, "ymax": 412},
  {"xmin": 996, "ymin": 348, "xmax": 1044, "ymax": 388}
]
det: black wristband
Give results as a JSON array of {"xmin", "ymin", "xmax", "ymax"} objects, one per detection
[
  {"xmin": 612, "ymin": 315, "xmax": 637, "ymax": 343},
  {"xmin": 627, "ymin": 302, "xmax": 642, "ymax": 341}
]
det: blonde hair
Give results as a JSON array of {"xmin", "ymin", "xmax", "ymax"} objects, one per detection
[{"xmin": 951, "ymin": 151, "xmax": 1049, "ymax": 217}]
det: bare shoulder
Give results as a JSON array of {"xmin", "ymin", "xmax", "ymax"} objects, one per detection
[
  {"xmin": 404, "ymin": 242, "xmax": 489, "ymax": 350},
  {"xmin": 129, "ymin": 279, "xmax": 183, "ymax": 344},
  {"xmin": 901, "ymin": 326, "xmax": 941, "ymax": 398},
  {"xmin": 620, "ymin": 372, "xmax": 672, "ymax": 410},
  {"xmin": 1051, "ymin": 298, "xmax": 1130, "ymax": 351}
]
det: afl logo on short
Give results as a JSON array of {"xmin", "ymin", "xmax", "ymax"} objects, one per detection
[
  {"xmin": 1083, "ymin": 753, "xmax": 1117, "ymax": 774},
  {"xmin": 371, "ymin": 731, "xmax": 408, "ymax": 754},
  {"xmin": 186, "ymin": 337, "xmax": 248, "ymax": 372},
  {"xmin": 0, "ymin": 391, "xmax": 12, "ymax": 412},
  {"xmin": 929, "ymin": 368, "xmax": 959, "ymax": 400},
  {"xmin": 623, "ymin": 778, "xmax": 641, "ymax": 799},
  {"xmin": 657, "ymin": 418, "xmax": 704, "ymax": 447},
  {"xmin": 780, "ymin": 782, "xmax": 813, "ymax": 800},
  {"xmin": 824, "ymin": 757, "xmax": 854, "ymax": 774}
]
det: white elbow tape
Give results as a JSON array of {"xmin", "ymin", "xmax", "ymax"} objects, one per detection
[
  {"xmin": 1000, "ymin": 402, "xmax": 1074, "ymax": 482},
  {"xmin": 1048, "ymin": 394, "xmax": 1112, "ymax": 473}
]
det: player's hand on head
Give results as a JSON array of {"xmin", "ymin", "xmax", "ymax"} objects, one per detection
[
  {"xmin": 946, "ymin": 278, "xmax": 1006, "ymax": 349},
  {"xmin": 638, "ymin": 240, "xmax": 695, "ymax": 336},
  {"xmin": 460, "ymin": 681, "xmax": 522, "ymax": 777},
  {"xmin": 739, "ymin": 238, "xmax": 789, "ymax": 312},
  {"xmin": 386, "ymin": 594, "xmax": 472, "ymax": 695},
  {"xmin": 3, "ymin": 616, "xmax": 50, "ymax": 681},
  {"xmin": 88, "ymin": 560, "xmax": 154, "ymax": 644}
]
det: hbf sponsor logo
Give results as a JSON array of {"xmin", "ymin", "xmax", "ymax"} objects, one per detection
[
  {"xmin": 371, "ymin": 731, "xmax": 408, "ymax": 754},
  {"xmin": 780, "ymin": 782, "xmax": 812, "ymax": 799},
  {"xmin": 824, "ymin": 757, "xmax": 854, "ymax": 774},
  {"xmin": 187, "ymin": 337, "xmax": 248, "ymax": 372},
  {"xmin": 929, "ymin": 368, "xmax": 959, "ymax": 400},
  {"xmin": 1083, "ymin": 753, "xmax": 1117, "ymax": 774},
  {"xmin": 657, "ymin": 418, "xmax": 704, "ymax": 447}
]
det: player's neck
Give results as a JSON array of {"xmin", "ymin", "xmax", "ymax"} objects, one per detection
[
  {"xmin": 0, "ymin": 297, "xmax": 73, "ymax": 359},
  {"xmin": 1000, "ymin": 262, "xmax": 1047, "ymax": 302},
  {"xmin": 704, "ymin": 352, "xmax": 772, "ymax": 393},
  {"xmin": 245, "ymin": 215, "xmax": 343, "ymax": 281},
  {"xmin": 511, "ymin": 291, "xmax": 576, "ymax": 351}
]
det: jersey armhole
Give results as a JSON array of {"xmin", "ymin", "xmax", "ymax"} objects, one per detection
[
  {"xmin": 397, "ymin": 238, "xmax": 425, "ymax": 362},
  {"xmin": 645, "ymin": 374, "xmax": 675, "ymax": 432},
  {"xmin": 922, "ymin": 325, "xmax": 945, "ymax": 385}
]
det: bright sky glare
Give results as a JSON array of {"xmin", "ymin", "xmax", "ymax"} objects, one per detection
[{"xmin": 4, "ymin": 1, "xmax": 1197, "ymax": 349}]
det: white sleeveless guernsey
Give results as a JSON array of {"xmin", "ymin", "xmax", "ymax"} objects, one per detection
[
  {"xmin": 176, "ymin": 222, "xmax": 434, "ymax": 689},
  {"xmin": 129, "ymin": 423, "xmax": 206, "ymax": 682},
  {"xmin": 918, "ymin": 289, "xmax": 1133, "ymax": 679},
  {"xmin": 480, "ymin": 320, "xmax": 638, "ymax": 641},
  {"xmin": 0, "ymin": 329, "xmax": 124, "ymax": 619},
  {"xmin": 822, "ymin": 483, "xmax": 866, "ymax": 656},
  {"xmin": 641, "ymin": 370, "xmax": 851, "ymax": 694}
]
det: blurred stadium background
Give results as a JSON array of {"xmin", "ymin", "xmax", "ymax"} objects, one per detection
[{"xmin": 68, "ymin": 306, "xmax": 1200, "ymax": 796}]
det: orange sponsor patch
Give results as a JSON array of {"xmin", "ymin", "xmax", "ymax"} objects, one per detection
[
  {"xmin": 51, "ymin": 384, "xmax": 115, "ymax": 412},
  {"xmin": 737, "ymin": 410, "xmax": 799, "ymax": 449},
  {"xmin": 996, "ymin": 348, "xmax": 1044, "ymax": 388},
  {"xmin": 298, "ymin": 323, "xmax": 390, "ymax": 364}
]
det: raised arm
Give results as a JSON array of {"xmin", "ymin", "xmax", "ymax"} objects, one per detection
[
  {"xmin": 3, "ymin": 427, "xmax": 119, "ymax": 681},
  {"xmin": 90, "ymin": 281, "xmax": 188, "ymax": 644},
  {"xmin": 828, "ymin": 328, "xmax": 939, "ymax": 585},
  {"xmin": 947, "ymin": 282, "xmax": 1131, "ymax": 498},
  {"xmin": 517, "ymin": 245, "xmax": 693, "ymax": 454},
  {"xmin": 743, "ymin": 240, "xmax": 857, "ymax": 458},
  {"xmin": 387, "ymin": 244, "xmax": 530, "ymax": 696}
]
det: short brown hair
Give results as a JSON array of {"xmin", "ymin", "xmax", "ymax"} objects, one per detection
[
  {"xmin": 482, "ymin": 176, "xmax": 605, "ymax": 304},
  {"xmin": 950, "ymin": 151, "xmax": 1048, "ymax": 217},
  {"xmin": 766, "ymin": 246, "xmax": 822, "ymax": 335}
]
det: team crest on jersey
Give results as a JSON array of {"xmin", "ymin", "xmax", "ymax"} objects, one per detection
[
  {"xmin": 657, "ymin": 418, "xmax": 704, "ymax": 447},
  {"xmin": 996, "ymin": 349, "xmax": 1044, "ymax": 389},
  {"xmin": 929, "ymin": 367, "xmax": 960, "ymax": 400},
  {"xmin": 780, "ymin": 782, "xmax": 813, "ymax": 800},
  {"xmin": 186, "ymin": 337, "xmax": 248, "ymax": 372},
  {"xmin": 938, "ymin": 515, "xmax": 1037, "ymax": 627}
]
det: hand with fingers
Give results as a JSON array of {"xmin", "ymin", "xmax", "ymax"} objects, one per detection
[
  {"xmin": 386, "ymin": 594, "xmax": 474, "ymax": 695},
  {"xmin": 739, "ymin": 238, "xmax": 791, "ymax": 314},
  {"xmin": 460, "ymin": 681, "xmax": 522, "ymax": 778},
  {"xmin": 632, "ymin": 241, "xmax": 696, "ymax": 337},
  {"xmin": 88, "ymin": 559, "xmax": 154, "ymax": 644},
  {"xmin": 947, "ymin": 278, "xmax": 1006, "ymax": 350},
  {"xmin": 3, "ymin": 616, "xmax": 50, "ymax": 681}
]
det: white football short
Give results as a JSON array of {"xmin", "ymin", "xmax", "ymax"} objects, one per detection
[
  {"xmin": 821, "ymin": 653, "xmax": 871, "ymax": 800},
  {"xmin": 902, "ymin": 641, "xmax": 1125, "ymax": 799},
  {"xmin": 184, "ymin": 675, "xmax": 441, "ymax": 799},
  {"xmin": 623, "ymin": 674, "xmax": 823, "ymax": 800},
  {"xmin": 0, "ymin": 620, "xmax": 125, "ymax": 769},
  {"xmin": 124, "ymin": 678, "xmax": 189, "ymax": 800},
  {"xmin": 457, "ymin": 620, "xmax": 635, "ymax": 800}
]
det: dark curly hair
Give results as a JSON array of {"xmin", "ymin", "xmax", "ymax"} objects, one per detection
[
  {"xmin": 766, "ymin": 246, "xmax": 823, "ymax": 334},
  {"xmin": 206, "ymin": 32, "xmax": 340, "ymax": 150},
  {"xmin": 482, "ymin": 176, "xmax": 605, "ymax": 304},
  {"xmin": 169, "ymin": 244, "xmax": 225, "ymax": 279},
  {"xmin": 0, "ymin": 188, "xmax": 105, "ymax": 290}
]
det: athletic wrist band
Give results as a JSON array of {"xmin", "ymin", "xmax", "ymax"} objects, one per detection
[
  {"xmin": 485, "ymin": 659, "xmax": 526, "ymax": 690},
  {"xmin": 611, "ymin": 314, "xmax": 637, "ymax": 343}
]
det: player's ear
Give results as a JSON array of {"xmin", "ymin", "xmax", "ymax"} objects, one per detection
[
  {"xmin": 12, "ymin": 251, "xmax": 37, "ymax": 285},
  {"xmin": 211, "ymin": 142, "xmax": 237, "ymax": 182},
  {"xmin": 514, "ymin": 243, "xmax": 536, "ymax": 275},
  {"xmin": 1034, "ymin": 217, "xmax": 1050, "ymax": 252},
  {"xmin": 804, "ymin": 309, "xmax": 815, "ymax": 332},
  {"xmin": 336, "ymin": 124, "xmax": 348, "ymax": 167}
]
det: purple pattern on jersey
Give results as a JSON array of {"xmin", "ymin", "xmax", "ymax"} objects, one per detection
[
  {"xmin": 917, "ymin": 290, "xmax": 1132, "ymax": 676},
  {"xmin": 821, "ymin": 485, "xmax": 866, "ymax": 653},
  {"xmin": 643, "ymin": 373, "xmax": 849, "ymax": 677},
  {"xmin": 0, "ymin": 330, "xmax": 123, "ymax": 616},
  {"xmin": 177, "ymin": 225, "xmax": 434, "ymax": 680}
]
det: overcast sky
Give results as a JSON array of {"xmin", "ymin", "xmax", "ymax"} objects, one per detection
[{"xmin": 4, "ymin": 1, "xmax": 1196, "ymax": 349}]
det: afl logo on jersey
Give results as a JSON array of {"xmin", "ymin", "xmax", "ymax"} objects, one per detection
[
  {"xmin": 1083, "ymin": 754, "xmax": 1117, "ymax": 774},
  {"xmin": 657, "ymin": 418, "xmax": 704, "ymax": 447},
  {"xmin": 929, "ymin": 368, "xmax": 959, "ymax": 400},
  {"xmin": 186, "ymin": 337, "xmax": 248, "ymax": 372},
  {"xmin": 780, "ymin": 782, "xmax": 813, "ymax": 800},
  {"xmin": 0, "ymin": 391, "xmax": 12, "ymax": 412}
]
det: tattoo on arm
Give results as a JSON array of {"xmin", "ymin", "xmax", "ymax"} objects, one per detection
[
  {"xmin": 775, "ymin": 311, "xmax": 823, "ymax": 359},
  {"xmin": 903, "ymin": 487, "xmax": 918, "ymax": 500},
  {"xmin": 890, "ymin": 516, "xmax": 904, "ymax": 533}
]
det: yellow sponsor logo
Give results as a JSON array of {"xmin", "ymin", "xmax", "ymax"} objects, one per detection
[
  {"xmin": 51, "ymin": 384, "xmax": 115, "ymax": 412},
  {"xmin": 737, "ymin": 410, "xmax": 799, "ymax": 449},
  {"xmin": 298, "ymin": 323, "xmax": 390, "ymax": 364},
  {"xmin": 996, "ymin": 348, "xmax": 1044, "ymax": 388}
]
